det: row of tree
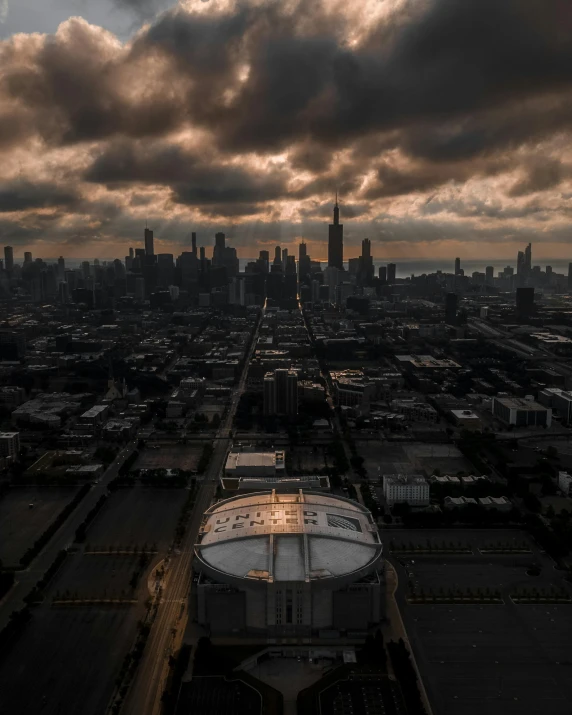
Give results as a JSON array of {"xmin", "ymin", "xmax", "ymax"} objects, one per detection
[{"xmin": 75, "ymin": 494, "xmax": 108, "ymax": 543}]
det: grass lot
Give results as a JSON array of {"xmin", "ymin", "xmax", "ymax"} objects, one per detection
[
  {"xmin": 389, "ymin": 528, "xmax": 572, "ymax": 715},
  {"xmin": 289, "ymin": 445, "xmax": 329, "ymax": 473},
  {"xmin": 86, "ymin": 488, "xmax": 187, "ymax": 552},
  {"xmin": 134, "ymin": 445, "xmax": 204, "ymax": 472},
  {"xmin": 0, "ymin": 488, "xmax": 79, "ymax": 567},
  {"xmin": 0, "ymin": 607, "xmax": 142, "ymax": 715}
]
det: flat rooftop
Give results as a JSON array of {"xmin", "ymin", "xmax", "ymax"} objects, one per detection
[{"xmin": 494, "ymin": 397, "xmax": 548, "ymax": 410}]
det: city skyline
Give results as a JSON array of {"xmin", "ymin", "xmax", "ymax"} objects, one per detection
[{"xmin": 2, "ymin": 1, "xmax": 572, "ymax": 260}]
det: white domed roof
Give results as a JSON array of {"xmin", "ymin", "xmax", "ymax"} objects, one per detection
[{"xmin": 195, "ymin": 491, "xmax": 382, "ymax": 583}]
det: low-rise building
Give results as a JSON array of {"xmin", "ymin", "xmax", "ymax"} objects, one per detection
[
  {"xmin": 79, "ymin": 404, "xmax": 109, "ymax": 426},
  {"xmin": 0, "ymin": 431, "xmax": 20, "ymax": 458},
  {"xmin": 298, "ymin": 381, "xmax": 326, "ymax": 402},
  {"xmin": 225, "ymin": 449, "xmax": 286, "ymax": 478},
  {"xmin": 331, "ymin": 371, "xmax": 375, "ymax": 413},
  {"xmin": 103, "ymin": 419, "xmax": 137, "ymax": 440},
  {"xmin": 0, "ymin": 386, "xmax": 26, "ymax": 408},
  {"xmin": 444, "ymin": 496, "xmax": 478, "ymax": 509},
  {"xmin": 166, "ymin": 399, "xmax": 185, "ymax": 418},
  {"xmin": 558, "ymin": 471, "xmax": 572, "ymax": 496},
  {"xmin": 492, "ymin": 396, "xmax": 552, "ymax": 428},
  {"xmin": 478, "ymin": 496, "xmax": 512, "ymax": 511},
  {"xmin": 382, "ymin": 474, "xmax": 430, "ymax": 506},
  {"xmin": 538, "ymin": 388, "xmax": 572, "ymax": 424},
  {"xmin": 450, "ymin": 409, "xmax": 482, "ymax": 431},
  {"xmin": 12, "ymin": 392, "xmax": 90, "ymax": 427},
  {"xmin": 391, "ymin": 399, "xmax": 438, "ymax": 423}
]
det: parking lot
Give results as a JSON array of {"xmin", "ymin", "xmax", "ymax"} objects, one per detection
[
  {"xmin": 86, "ymin": 488, "xmax": 187, "ymax": 552},
  {"xmin": 0, "ymin": 487, "xmax": 79, "ymax": 567},
  {"xmin": 0, "ymin": 606, "xmax": 142, "ymax": 715},
  {"xmin": 50, "ymin": 553, "xmax": 149, "ymax": 601},
  {"xmin": 389, "ymin": 529, "xmax": 572, "ymax": 715},
  {"xmin": 356, "ymin": 442, "xmax": 475, "ymax": 480},
  {"xmin": 134, "ymin": 444, "xmax": 204, "ymax": 472}
]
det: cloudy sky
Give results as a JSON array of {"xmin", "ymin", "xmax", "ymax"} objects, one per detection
[{"xmin": 2, "ymin": 0, "xmax": 572, "ymax": 263}]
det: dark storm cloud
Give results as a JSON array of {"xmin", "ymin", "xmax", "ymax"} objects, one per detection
[
  {"xmin": 140, "ymin": 0, "xmax": 572, "ymax": 155},
  {"xmin": 0, "ymin": 180, "xmax": 81, "ymax": 212},
  {"xmin": 289, "ymin": 142, "xmax": 333, "ymax": 174},
  {"xmin": 3, "ymin": 0, "xmax": 572, "ymax": 238},
  {"xmin": 363, "ymin": 159, "xmax": 509, "ymax": 199},
  {"xmin": 84, "ymin": 140, "xmax": 287, "ymax": 205},
  {"xmin": 3, "ymin": 0, "xmax": 571, "ymax": 157},
  {"xmin": 0, "ymin": 17, "xmax": 186, "ymax": 146},
  {"xmin": 420, "ymin": 196, "xmax": 552, "ymax": 221},
  {"xmin": 508, "ymin": 158, "xmax": 564, "ymax": 196}
]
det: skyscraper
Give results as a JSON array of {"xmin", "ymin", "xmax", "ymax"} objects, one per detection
[
  {"xmin": 192, "ymin": 232, "xmax": 197, "ymax": 256},
  {"xmin": 274, "ymin": 246, "xmax": 281, "ymax": 265},
  {"xmin": 213, "ymin": 232, "xmax": 238, "ymax": 277},
  {"xmin": 259, "ymin": 250, "xmax": 269, "ymax": 273},
  {"xmin": 4, "ymin": 246, "xmax": 13, "ymax": 273},
  {"xmin": 298, "ymin": 241, "xmax": 311, "ymax": 282},
  {"xmin": 264, "ymin": 368, "xmax": 298, "ymax": 416},
  {"xmin": 387, "ymin": 263, "xmax": 396, "ymax": 283},
  {"xmin": 568, "ymin": 263, "xmax": 572, "ymax": 290},
  {"xmin": 144, "ymin": 227, "xmax": 154, "ymax": 256},
  {"xmin": 215, "ymin": 232, "xmax": 226, "ymax": 251},
  {"xmin": 157, "ymin": 253, "xmax": 175, "ymax": 287},
  {"xmin": 485, "ymin": 266, "xmax": 494, "ymax": 284},
  {"xmin": 328, "ymin": 196, "xmax": 344, "ymax": 270},
  {"xmin": 454, "ymin": 257, "xmax": 461, "ymax": 275},
  {"xmin": 213, "ymin": 232, "xmax": 226, "ymax": 265},
  {"xmin": 129, "ymin": 247, "xmax": 134, "ymax": 259},
  {"xmin": 24, "ymin": 251, "xmax": 32, "ymax": 264},
  {"xmin": 378, "ymin": 266, "xmax": 387, "ymax": 283},
  {"xmin": 360, "ymin": 238, "xmax": 374, "ymax": 283},
  {"xmin": 517, "ymin": 251, "xmax": 525, "ymax": 276},
  {"xmin": 525, "ymin": 243, "xmax": 532, "ymax": 273},
  {"xmin": 263, "ymin": 373, "xmax": 276, "ymax": 416}
]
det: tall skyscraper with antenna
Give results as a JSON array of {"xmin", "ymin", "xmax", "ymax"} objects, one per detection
[
  {"xmin": 328, "ymin": 193, "xmax": 344, "ymax": 270},
  {"xmin": 144, "ymin": 226, "xmax": 154, "ymax": 256}
]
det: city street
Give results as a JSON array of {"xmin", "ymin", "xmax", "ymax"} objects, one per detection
[{"xmin": 121, "ymin": 305, "xmax": 264, "ymax": 715}]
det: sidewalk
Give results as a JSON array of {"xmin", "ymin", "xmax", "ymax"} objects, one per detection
[{"xmin": 383, "ymin": 561, "xmax": 434, "ymax": 715}]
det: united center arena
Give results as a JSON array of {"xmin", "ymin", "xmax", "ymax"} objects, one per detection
[{"xmin": 193, "ymin": 491, "xmax": 385, "ymax": 637}]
